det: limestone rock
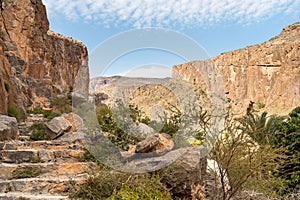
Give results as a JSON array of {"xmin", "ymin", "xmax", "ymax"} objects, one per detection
[
  {"xmin": 45, "ymin": 117, "xmax": 72, "ymax": 140},
  {"xmin": 135, "ymin": 133, "xmax": 174, "ymax": 154},
  {"xmin": 123, "ymin": 146, "xmax": 207, "ymax": 199},
  {"xmin": 173, "ymin": 21, "xmax": 300, "ymax": 115},
  {"xmin": 61, "ymin": 113, "xmax": 83, "ymax": 132},
  {"xmin": 91, "ymin": 22, "xmax": 300, "ymax": 117},
  {"xmin": 0, "ymin": 0, "xmax": 89, "ymax": 115},
  {"xmin": 161, "ymin": 146, "xmax": 208, "ymax": 200},
  {"xmin": 0, "ymin": 115, "xmax": 19, "ymax": 141}
]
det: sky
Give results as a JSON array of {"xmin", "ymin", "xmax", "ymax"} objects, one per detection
[{"xmin": 43, "ymin": 0, "xmax": 300, "ymax": 78}]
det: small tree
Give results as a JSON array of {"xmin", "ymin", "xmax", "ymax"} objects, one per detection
[{"xmin": 209, "ymin": 112, "xmax": 284, "ymax": 199}]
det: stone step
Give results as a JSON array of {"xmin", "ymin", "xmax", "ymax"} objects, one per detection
[
  {"xmin": 0, "ymin": 192, "xmax": 68, "ymax": 200},
  {"xmin": 0, "ymin": 140, "xmax": 84, "ymax": 151},
  {"xmin": 0, "ymin": 177, "xmax": 86, "ymax": 195},
  {"xmin": 0, "ymin": 162, "xmax": 95, "ymax": 180},
  {"xmin": 0, "ymin": 149, "xmax": 85, "ymax": 164}
]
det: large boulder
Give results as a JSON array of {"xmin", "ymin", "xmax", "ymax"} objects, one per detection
[
  {"xmin": 0, "ymin": 115, "xmax": 19, "ymax": 141},
  {"xmin": 45, "ymin": 116, "xmax": 72, "ymax": 140},
  {"xmin": 45, "ymin": 113, "xmax": 83, "ymax": 140},
  {"xmin": 122, "ymin": 145, "xmax": 207, "ymax": 199},
  {"xmin": 161, "ymin": 146, "xmax": 208, "ymax": 200}
]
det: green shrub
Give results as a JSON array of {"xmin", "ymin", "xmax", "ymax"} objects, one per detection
[
  {"xmin": 109, "ymin": 175, "xmax": 172, "ymax": 200},
  {"xmin": 11, "ymin": 167, "xmax": 41, "ymax": 179},
  {"xmin": 4, "ymin": 82, "xmax": 10, "ymax": 92},
  {"xmin": 27, "ymin": 108, "xmax": 60, "ymax": 120},
  {"xmin": 69, "ymin": 169, "xmax": 126, "ymax": 200},
  {"xmin": 27, "ymin": 108, "xmax": 44, "ymax": 115},
  {"xmin": 7, "ymin": 104, "xmax": 21, "ymax": 121},
  {"xmin": 272, "ymin": 107, "xmax": 300, "ymax": 194},
  {"xmin": 29, "ymin": 123, "xmax": 45, "ymax": 141},
  {"xmin": 96, "ymin": 106, "xmax": 140, "ymax": 150},
  {"xmin": 43, "ymin": 110, "xmax": 60, "ymax": 120},
  {"xmin": 69, "ymin": 170, "xmax": 171, "ymax": 200}
]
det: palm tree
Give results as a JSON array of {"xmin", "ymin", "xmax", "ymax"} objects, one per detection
[{"xmin": 236, "ymin": 107, "xmax": 285, "ymax": 146}]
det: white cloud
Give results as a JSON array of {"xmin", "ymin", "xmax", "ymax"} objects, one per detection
[{"xmin": 43, "ymin": 0, "xmax": 300, "ymax": 28}]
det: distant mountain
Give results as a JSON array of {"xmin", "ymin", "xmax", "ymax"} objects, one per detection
[{"xmin": 91, "ymin": 22, "xmax": 299, "ymax": 116}]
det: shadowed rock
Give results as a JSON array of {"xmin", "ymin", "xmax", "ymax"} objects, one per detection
[{"xmin": 0, "ymin": 115, "xmax": 19, "ymax": 141}]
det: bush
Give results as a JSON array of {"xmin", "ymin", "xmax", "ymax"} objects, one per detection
[
  {"xmin": 109, "ymin": 174, "xmax": 172, "ymax": 200},
  {"xmin": 272, "ymin": 107, "xmax": 300, "ymax": 194},
  {"xmin": 69, "ymin": 169, "xmax": 171, "ymax": 200},
  {"xmin": 96, "ymin": 106, "xmax": 140, "ymax": 150},
  {"xmin": 29, "ymin": 123, "xmax": 45, "ymax": 141},
  {"xmin": 7, "ymin": 104, "xmax": 21, "ymax": 121},
  {"xmin": 27, "ymin": 108, "xmax": 60, "ymax": 120},
  {"xmin": 232, "ymin": 105, "xmax": 300, "ymax": 197},
  {"xmin": 209, "ymin": 109, "xmax": 285, "ymax": 200}
]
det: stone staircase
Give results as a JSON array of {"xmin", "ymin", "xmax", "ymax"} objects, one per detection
[{"xmin": 0, "ymin": 138, "xmax": 94, "ymax": 200}]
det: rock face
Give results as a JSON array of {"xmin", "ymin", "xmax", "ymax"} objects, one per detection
[
  {"xmin": 0, "ymin": 0, "xmax": 89, "ymax": 114},
  {"xmin": 0, "ymin": 115, "xmax": 18, "ymax": 141},
  {"xmin": 174, "ymin": 21, "xmax": 300, "ymax": 115}
]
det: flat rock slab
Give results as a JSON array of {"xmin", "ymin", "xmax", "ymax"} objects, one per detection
[
  {"xmin": 0, "ymin": 192, "xmax": 68, "ymax": 200},
  {"xmin": 0, "ymin": 149, "xmax": 84, "ymax": 164},
  {"xmin": 0, "ymin": 177, "xmax": 86, "ymax": 195}
]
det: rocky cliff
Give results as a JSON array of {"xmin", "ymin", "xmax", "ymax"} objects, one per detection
[
  {"xmin": 174, "ymin": 21, "xmax": 300, "ymax": 115},
  {"xmin": 0, "ymin": 0, "xmax": 89, "ymax": 115}
]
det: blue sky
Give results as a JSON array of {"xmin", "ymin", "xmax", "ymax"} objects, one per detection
[{"xmin": 43, "ymin": 0, "xmax": 300, "ymax": 77}]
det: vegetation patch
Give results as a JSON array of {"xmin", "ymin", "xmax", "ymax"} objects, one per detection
[
  {"xmin": 29, "ymin": 123, "xmax": 45, "ymax": 141},
  {"xmin": 7, "ymin": 104, "xmax": 21, "ymax": 121},
  {"xmin": 69, "ymin": 169, "xmax": 171, "ymax": 200},
  {"xmin": 11, "ymin": 167, "xmax": 41, "ymax": 179},
  {"xmin": 27, "ymin": 108, "xmax": 60, "ymax": 120}
]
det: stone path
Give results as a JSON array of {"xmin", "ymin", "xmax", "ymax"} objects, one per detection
[{"xmin": 0, "ymin": 138, "xmax": 94, "ymax": 200}]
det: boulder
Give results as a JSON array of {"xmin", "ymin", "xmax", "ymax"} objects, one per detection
[
  {"xmin": 45, "ymin": 116, "xmax": 72, "ymax": 140},
  {"xmin": 161, "ymin": 146, "xmax": 208, "ymax": 200},
  {"xmin": 44, "ymin": 113, "xmax": 84, "ymax": 140},
  {"xmin": 0, "ymin": 115, "xmax": 19, "ymax": 141},
  {"xmin": 61, "ymin": 113, "xmax": 84, "ymax": 132},
  {"xmin": 122, "ymin": 146, "xmax": 207, "ymax": 199},
  {"xmin": 135, "ymin": 133, "xmax": 174, "ymax": 154}
]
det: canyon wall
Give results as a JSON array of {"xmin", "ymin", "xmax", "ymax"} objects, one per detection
[
  {"xmin": 174, "ymin": 22, "xmax": 300, "ymax": 115},
  {"xmin": 0, "ymin": 0, "xmax": 89, "ymax": 115}
]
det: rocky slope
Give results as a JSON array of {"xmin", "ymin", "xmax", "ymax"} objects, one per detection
[
  {"xmin": 174, "ymin": 21, "xmax": 300, "ymax": 115},
  {"xmin": 0, "ymin": 0, "xmax": 89, "ymax": 115}
]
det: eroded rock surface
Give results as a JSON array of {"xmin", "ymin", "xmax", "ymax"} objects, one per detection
[
  {"xmin": 0, "ymin": 0, "xmax": 89, "ymax": 114},
  {"xmin": 174, "ymin": 22, "xmax": 300, "ymax": 115}
]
